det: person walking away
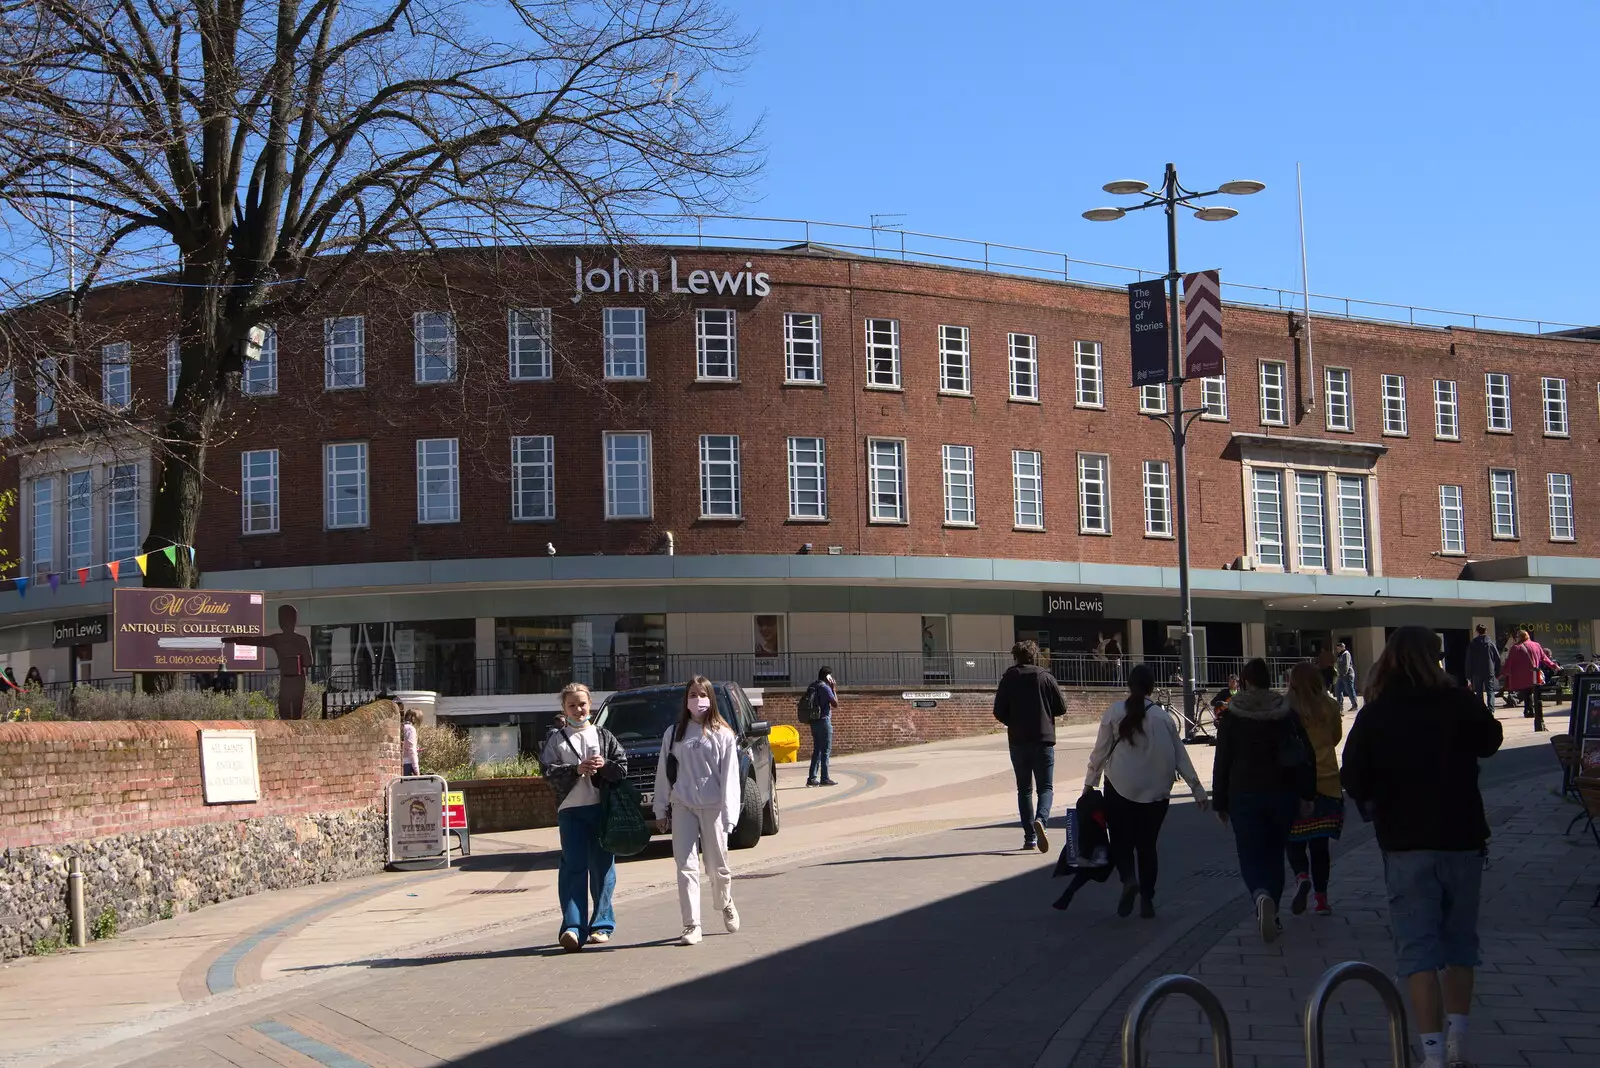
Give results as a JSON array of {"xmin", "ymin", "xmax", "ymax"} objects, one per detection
[
  {"xmin": 1342, "ymin": 626, "xmax": 1503, "ymax": 1068},
  {"xmin": 539, "ymin": 682, "xmax": 628, "ymax": 952},
  {"xmin": 400, "ymin": 708, "xmax": 420, "ymax": 776},
  {"xmin": 803, "ymin": 667, "xmax": 839, "ymax": 786},
  {"xmin": 1464, "ymin": 624, "xmax": 1501, "ymax": 713},
  {"xmin": 1283, "ymin": 663, "xmax": 1345, "ymax": 916},
  {"xmin": 993, "ymin": 640, "xmax": 1068, "ymax": 853},
  {"xmin": 1333, "ymin": 642, "xmax": 1358, "ymax": 711},
  {"xmin": 1105, "ymin": 633, "xmax": 1125, "ymax": 685},
  {"xmin": 1058, "ymin": 665, "xmax": 1208, "ymax": 917},
  {"xmin": 1212, "ymin": 657, "xmax": 1317, "ymax": 943},
  {"xmin": 653, "ymin": 677, "xmax": 741, "ymax": 946},
  {"xmin": 1501, "ymin": 628, "xmax": 1557, "ymax": 732}
]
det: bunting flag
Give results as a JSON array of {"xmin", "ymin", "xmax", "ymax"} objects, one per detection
[
  {"xmin": 134, "ymin": 554, "xmax": 149, "ymax": 576},
  {"xmin": 107, "ymin": 561, "xmax": 121, "ymax": 582},
  {"xmin": 161, "ymin": 545, "xmax": 176, "ymax": 565},
  {"xmin": 14, "ymin": 577, "xmax": 27, "ymax": 598},
  {"xmin": 47, "ymin": 573, "xmax": 59, "ymax": 593},
  {"xmin": 186, "ymin": 546, "xmax": 196, "ymax": 565},
  {"xmin": 3, "ymin": 543, "xmax": 196, "ymax": 594},
  {"xmin": 77, "ymin": 568, "xmax": 88, "ymax": 586}
]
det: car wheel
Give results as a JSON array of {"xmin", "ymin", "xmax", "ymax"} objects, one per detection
[
  {"xmin": 728, "ymin": 774, "xmax": 763, "ymax": 850},
  {"xmin": 761, "ymin": 763, "xmax": 780, "ymax": 836}
]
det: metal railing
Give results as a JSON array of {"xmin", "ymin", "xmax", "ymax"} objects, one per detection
[
  {"xmin": 1304, "ymin": 962, "xmax": 1410, "ymax": 1068},
  {"xmin": 1121, "ymin": 974, "xmax": 1234, "ymax": 1068}
]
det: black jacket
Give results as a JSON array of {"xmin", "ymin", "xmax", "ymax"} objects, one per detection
[
  {"xmin": 538, "ymin": 724, "xmax": 628, "ymax": 807},
  {"xmin": 1211, "ymin": 688, "xmax": 1317, "ymax": 814},
  {"xmin": 1465, "ymin": 634, "xmax": 1502, "ymax": 684},
  {"xmin": 993, "ymin": 664, "xmax": 1067, "ymax": 745},
  {"xmin": 1341, "ymin": 682, "xmax": 1503, "ymax": 852}
]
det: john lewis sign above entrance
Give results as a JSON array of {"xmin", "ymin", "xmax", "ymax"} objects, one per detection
[
  {"xmin": 1046, "ymin": 592, "xmax": 1104, "ymax": 618},
  {"xmin": 571, "ymin": 256, "xmax": 772, "ymax": 303}
]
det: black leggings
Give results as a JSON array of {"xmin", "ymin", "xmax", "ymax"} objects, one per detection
[
  {"xmin": 1104, "ymin": 781, "xmax": 1171, "ymax": 900},
  {"xmin": 1286, "ymin": 838, "xmax": 1331, "ymax": 893}
]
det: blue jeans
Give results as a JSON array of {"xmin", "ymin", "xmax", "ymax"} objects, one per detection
[
  {"xmin": 1382, "ymin": 849, "xmax": 1484, "ymax": 975},
  {"xmin": 556, "ymin": 803, "xmax": 616, "ymax": 939},
  {"xmin": 808, "ymin": 717, "xmax": 832, "ymax": 782},
  {"xmin": 1333, "ymin": 675, "xmax": 1357, "ymax": 708},
  {"xmin": 1228, "ymin": 790, "xmax": 1299, "ymax": 906},
  {"xmin": 1009, "ymin": 741, "xmax": 1055, "ymax": 838}
]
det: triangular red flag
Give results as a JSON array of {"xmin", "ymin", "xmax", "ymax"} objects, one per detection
[
  {"xmin": 107, "ymin": 560, "xmax": 121, "ymax": 582},
  {"xmin": 77, "ymin": 568, "xmax": 88, "ymax": 586}
]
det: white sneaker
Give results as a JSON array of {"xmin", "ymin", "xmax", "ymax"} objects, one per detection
[
  {"xmin": 1256, "ymin": 893, "xmax": 1280, "ymax": 944},
  {"xmin": 586, "ymin": 931, "xmax": 610, "ymax": 945},
  {"xmin": 678, "ymin": 925, "xmax": 702, "ymax": 946},
  {"xmin": 558, "ymin": 929, "xmax": 582, "ymax": 953},
  {"xmin": 723, "ymin": 903, "xmax": 741, "ymax": 933}
]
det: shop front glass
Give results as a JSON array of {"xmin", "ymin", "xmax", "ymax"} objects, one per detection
[
  {"xmin": 1013, "ymin": 617, "xmax": 1127, "ymax": 686},
  {"xmin": 496, "ymin": 614, "xmax": 667, "ymax": 693},
  {"xmin": 313, "ymin": 619, "xmax": 477, "ymax": 695}
]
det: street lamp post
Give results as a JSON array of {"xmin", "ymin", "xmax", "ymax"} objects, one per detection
[{"xmin": 1084, "ymin": 164, "xmax": 1264, "ymax": 738}]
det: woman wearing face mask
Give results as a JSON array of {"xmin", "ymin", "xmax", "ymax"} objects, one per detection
[
  {"xmin": 653, "ymin": 676, "xmax": 742, "ymax": 946},
  {"xmin": 538, "ymin": 682, "xmax": 628, "ymax": 952}
]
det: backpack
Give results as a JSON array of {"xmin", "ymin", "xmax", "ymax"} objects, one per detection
[{"xmin": 799, "ymin": 683, "xmax": 824, "ymax": 722}]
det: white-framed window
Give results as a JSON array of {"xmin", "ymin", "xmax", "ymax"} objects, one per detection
[
  {"xmin": 107, "ymin": 463, "xmax": 139, "ymax": 561},
  {"xmin": 1381, "ymin": 374, "xmax": 1407, "ymax": 436},
  {"xmin": 414, "ymin": 311, "xmax": 457, "ymax": 383},
  {"xmin": 784, "ymin": 313, "xmax": 823, "ymax": 384},
  {"xmin": 942, "ymin": 444, "xmax": 975, "ymax": 526},
  {"xmin": 603, "ymin": 432, "xmax": 652, "ymax": 519},
  {"xmin": 1251, "ymin": 468, "xmax": 1284, "ymax": 567},
  {"xmin": 416, "ymin": 438, "xmax": 460, "ymax": 523},
  {"xmin": 696, "ymin": 309, "xmax": 738, "ymax": 380},
  {"xmin": 1142, "ymin": 460, "xmax": 1171, "ymax": 537},
  {"xmin": 508, "ymin": 308, "xmax": 552, "ymax": 381},
  {"xmin": 29, "ymin": 475, "xmax": 54, "ymax": 576},
  {"xmin": 166, "ymin": 338, "xmax": 180, "ymax": 404},
  {"xmin": 698, "ymin": 434, "xmax": 742, "ymax": 518},
  {"xmin": 603, "ymin": 308, "xmax": 647, "ymax": 380},
  {"xmin": 1324, "ymin": 368, "xmax": 1352, "ymax": 431},
  {"xmin": 1201, "ymin": 374, "xmax": 1228, "ymax": 420},
  {"xmin": 1489, "ymin": 468, "xmax": 1518, "ymax": 539},
  {"xmin": 1294, "ymin": 471, "xmax": 1327, "ymax": 571},
  {"xmin": 867, "ymin": 438, "xmax": 907, "ymax": 522},
  {"xmin": 511, "ymin": 435, "xmax": 556, "ymax": 521},
  {"xmin": 1336, "ymin": 475, "xmax": 1368, "ymax": 572},
  {"xmin": 244, "ymin": 327, "xmax": 278, "ymax": 396},
  {"xmin": 1485, "ymin": 372, "xmax": 1511, "ymax": 432},
  {"xmin": 1542, "ymin": 377, "xmax": 1569, "ymax": 436},
  {"xmin": 324, "ymin": 442, "xmax": 369, "ymax": 529},
  {"xmin": 787, "ymin": 437, "xmax": 827, "ymax": 519},
  {"xmin": 1010, "ymin": 333, "xmax": 1039, "ymax": 401},
  {"xmin": 1548, "ymin": 472, "xmax": 1575, "ymax": 541},
  {"xmin": 240, "ymin": 449, "xmax": 280, "ymax": 534},
  {"xmin": 1439, "ymin": 485, "xmax": 1465, "ymax": 555},
  {"xmin": 1259, "ymin": 360, "xmax": 1287, "ymax": 425},
  {"xmin": 1434, "ymin": 379, "xmax": 1459, "ymax": 440},
  {"xmin": 939, "ymin": 325, "xmax": 970, "ymax": 394},
  {"xmin": 324, "ymin": 316, "xmax": 365, "ymax": 389},
  {"xmin": 865, "ymin": 318, "xmax": 901, "ymax": 389},
  {"xmin": 65, "ymin": 470, "xmax": 92, "ymax": 571},
  {"xmin": 36, "ymin": 356, "xmax": 58, "ymax": 427},
  {"xmin": 101, "ymin": 342, "xmax": 131, "ymax": 409},
  {"xmin": 1078, "ymin": 452, "xmax": 1110, "ymax": 534},
  {"xmin": 1139, "ymin": 384, "xmax": 1168, "ymax": 414},
  {"xmin": 1012, "ymin": 449, "xmax": 1043, "ymax": 529},
  {"xmin": 1074, "ymin": 341, "xmax": 1104, "ymax": 408},
  {"xmin": 0, "ymin": 371, "xmax": 13, "ymax": 436}
]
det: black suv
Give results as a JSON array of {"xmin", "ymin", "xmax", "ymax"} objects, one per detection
[{"xmin": 595, "ymin": 681, "xmax": 779, "ymax": 849}]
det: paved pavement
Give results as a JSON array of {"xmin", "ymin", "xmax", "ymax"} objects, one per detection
[{"xmin": 0, "ymin": 706, "xmax": 1594, "ymax": 1068}]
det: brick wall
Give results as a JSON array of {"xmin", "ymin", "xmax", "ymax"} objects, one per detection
[{"xmin": 452, "ymin": 776, "xmax": 556, "ymax": 833}]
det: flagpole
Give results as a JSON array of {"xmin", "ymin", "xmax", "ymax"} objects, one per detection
[{"xmin": 1298, "ymin": 162, "xmax": 1316, "ymax": 407}]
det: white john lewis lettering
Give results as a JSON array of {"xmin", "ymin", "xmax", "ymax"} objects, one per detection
[{"xmin": 571, "ymin": 256, "xmax": 772, "ymax": 303}]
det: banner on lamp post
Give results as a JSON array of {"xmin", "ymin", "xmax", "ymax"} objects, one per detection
[
  {"xmin": 1183, "ymin": 269, "xmax": 1224, "ymax": 378},
  {"xmin": 1127, "ymin": 279, "xmax": 1169, "ymax": 386}
]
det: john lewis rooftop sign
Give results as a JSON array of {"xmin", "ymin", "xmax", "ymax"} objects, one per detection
[{"xmin": 571, "ymin": 256, "xmax": 772, "ymax": 303}]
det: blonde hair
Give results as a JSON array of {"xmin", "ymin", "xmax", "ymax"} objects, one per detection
[
  {"xmin": 1287, "ymin": 662, "xmax": 1337, "ymax": 727},
  {"xmin": 1515, "ymin": 629, "xmax": 1530, "ymax": 643},
  {"xmin": 560, "ymin": 682, "xmax": 591, "ymax": 709}
]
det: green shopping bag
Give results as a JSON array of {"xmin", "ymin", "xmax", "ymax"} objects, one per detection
[{"xmin": 599, "ymin": 778, "xmax": 651, "ymax": 856}]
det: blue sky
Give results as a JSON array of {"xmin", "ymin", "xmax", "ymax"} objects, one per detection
[{"xmin": 723, "ymin": 1, "xmax": 1598, "ymax": 329}]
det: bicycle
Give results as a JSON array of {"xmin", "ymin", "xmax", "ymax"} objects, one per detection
[{"xmin": 1156, "ymin": 684, "xmax": 1220, "ymax": 745}]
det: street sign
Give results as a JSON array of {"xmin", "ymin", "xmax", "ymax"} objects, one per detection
[
  {"xmin": 1184, "ymin": 270, "xmax": 1224, "ymax": 378},
  {"xmin": 112, "ymin": 588, "xmax": 267, "ymax": 672},
  {"xmin": 1127, "ymin": 279, "xmax": 1169, "ymax": 386}
]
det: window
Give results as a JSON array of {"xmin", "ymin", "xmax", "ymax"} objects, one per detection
[
  {"xmin": 696, "ymin": 309, "xmax": 738, "ymax": 380},
  {"xmin": 603, "ymin": 432, "xmax": 652, "ymax": 518},
  {"xmin": 1485, "ymin": 372, "xmax": 1511, "ymax": 432},
  {"xmin": 1012, "ymin": 450, "xmax": 1043, "ymax": 529},
  {"xmin": 1074, "ymin": 341, "xmax": 1104, "ymax": 407},
  {"xmin": 416, "ymin": 438, "xmax": 460, "ymax": 523},
  {"xmin": 414, "ymin": 311, "xmax": 457, "ymax": 383},
  {"xmin": 603, "ymin": 308, "xmax": 646, "ymax": 380},
  {"xmin": 65, "ymin": 470, "xmax": 92, "ymax": 571},
  {"xmin": 1439, "ymin": 485, "xmax": 1465, "ymax": 555},
  {"xmin": 784, "ymin": 313, "xmax": 823, "ymax": 384},
  {"xmin": 102, "ymin": 343, "xmax": 131, "ymax": 409},
  {"xmin": 1, "ymin": 371, "xmax": 14, "ymax": 436},
  {"xmin": 29, "ymin": 476, "xmax": 54, "ymax": 576},
  {"xmin": 1381, "ymin": 374, "xmax": 1407, "ymax": 435},
  {"xmin": 1078, "ymin": 452, "xmax": 1110, "ymax": 534},
  {"xmin": 1489, "ymin": 468, "xmax": 1518, "ymax": 539},
  {"xmin": 1295, "ymin": 471, "xmax": 1327, "ymax": 571},
  {"xmin": 1336, "ymin": 475, "xmax": 1368, "ymax": 571},
  {"xmin": 1140, "ymin": 384, "xmax": 1167, "ymax": 414},
  {"xmin": 867, "ymin": 438, "xmax": 907, "ymax": 522},
  {"xmin": 511, "ymin": 435, "xmax": 555, "ymax": 520},
  {"xmin": 35, "ymin": 356, "xmax": 57, "ymax": 427},
  {"xmin": 1543, "ymin": 377, "xmax": 1569, "ymax": 436},
  {"xmin": 324, "ymin": 442, "xmax": 369, "ymax": 529},
  {"xmin": 698, "ymin": 434, "xmax": 742, "ymax": 518},
  {"xmin": 787, "ymin": 437, "xmax": 827, "ymax": 519},
  {"xmin": 865, "ymin": 319, "xmax": 900, "ymax": 389},
  {"xmin": 1259, "ymin": 361, "xmax": 1287, "ymax": 425},
  {"xmin": 1324, "ymin": 368, "xmax": 1352, "ymax": 431},
  {"xmin": 108, "ymin": 463, "xmax": 139, "ymax": 561},
  {"xmin": 1010, "ymin": 333, "xmax": 1039, "ymax": 401},
  {"xmin": 166, "ymin": 339, "xmax": 180, "ymax": 404},
  {"xmin": 244, "ymin": 327, "xmax": 278, "ymax": 396},
  {"xmin": 1201, "ymin": 374, "xmax": 1228, "ymax": 420},
  {"xmin": 241, "ymin": 450, "xmax": 280, "ymax": 534},
  {"xmin": 942, "ymin": 445, "xmax": 975, "ymax": 525},
  {"xmin": 509, "ymin": 308, "xmax": 552, "ymax": 381},
  {"xmin": 939, "ymin": 325, "xmax": 970, "ymax": 394},
  {"xmin": 1251, "ymin": 468, "xmax": 1284, "ymax": 567},
  {"xmin": 1434, "ymin": 380, "xmax": 1459, "ymax": 439},
  {"xmin": 324, "ymin": 316, "xmax": 365, "ymax": 389},
  {"xmin": 1142, "ymin": 460, "xmax": 1171, "ymax": 537},
  {"xmin": 1548, "ymin": 472, "xmax": 1575, "ymax": 541}
]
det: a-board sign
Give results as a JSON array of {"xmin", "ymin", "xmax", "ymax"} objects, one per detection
[
  {"xmin": 199, "ymin": 729, "xmax": 261, "ymax": 804},
  {"xmin": 1570, "ymin": 673, "xmax": 1600, "ymax": 777},
  {"xmin": 388, "ymin": 776, "xmax": 447, "ymax": 864},
  {"xmin": 113, "ymin": 588, "xmax": 267, "ymax": 672},
  {"xmin": 443, "ymin": 790, "xmax": 468, "ymax": 831}
]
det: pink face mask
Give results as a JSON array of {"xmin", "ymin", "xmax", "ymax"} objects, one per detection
[{"xmin": 688, "ymin": 695, "xmax": 711, "ymax": 719}]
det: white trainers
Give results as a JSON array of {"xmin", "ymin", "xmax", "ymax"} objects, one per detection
[
  {"xmin": 678, "ymin": 925, "xmax": 702, "ymax": 946},
  {"xmin": 558, "ymin": 929, "xmax": 582, "ymax": 953},
  {"xmin": 586, "ymin": 931, "xmax": 610, "ymax": 945},
  {"xmin": 1256, "ymin": 893, "xmax": 1280, "ymax": 944},
  {"xmin": 723, "ymin": 903, "xmax": 741, "ymax": 933}
]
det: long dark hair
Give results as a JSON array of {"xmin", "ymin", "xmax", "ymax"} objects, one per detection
[
  {"xmin": 674, "ymin": 675, "xmax": 730, "ymax": 741},
  {"xmin": 1118, "ymin": 663, "xmax": 1156, "ymax": 743},
  {"xmin": 1365, "ymin": 626, "xmax": 1453, "ymax": 703}
]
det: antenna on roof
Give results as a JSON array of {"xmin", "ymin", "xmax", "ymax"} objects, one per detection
[{"xmin": 869, "ymin": 213, "xmax": 906, "ymax": 255}]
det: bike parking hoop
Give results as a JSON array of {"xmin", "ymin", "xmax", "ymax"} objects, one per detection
[
  {"xmin": 1120, "ymin": 973, "xmax": 1235, "ymax": 1068},
  {"xmin": 1303, "ymin": 961, "xmax": 1411, "ymax": 1068}
]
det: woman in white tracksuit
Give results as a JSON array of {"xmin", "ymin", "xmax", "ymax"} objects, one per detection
[{"xmin": 653, "ymin": 675, "xmax": 742, "ymax": 946}]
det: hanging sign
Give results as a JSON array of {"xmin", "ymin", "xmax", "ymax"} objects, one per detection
[
  {"xmin": 1128, "ymin": 279, "xmax": 1169, "ymax": 386},
  {"xmin": 1184, "ymin": 269, "xmax": 1224, "ymax": 377}
]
